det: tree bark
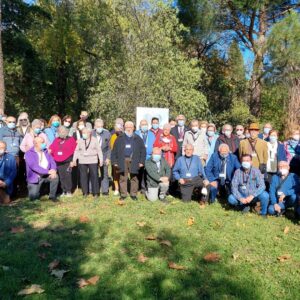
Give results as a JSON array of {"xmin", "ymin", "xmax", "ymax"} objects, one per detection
[
  {"xmin": 249, "ymin": 6, "xmax": 267, "ymax": 117},
  {"xmin": 0, "ymin": 0, "xmax": 5, "ymax": 112}
]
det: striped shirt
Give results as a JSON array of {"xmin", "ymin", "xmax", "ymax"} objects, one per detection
[{"xmin": 231, "ymin": 167, "xmax": 265, "ymax": 200}]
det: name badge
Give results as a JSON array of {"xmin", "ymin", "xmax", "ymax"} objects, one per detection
[
  {"xmin": 57, "ymin": 151, "xmax": 63, "ymax": 156},
  {"xmin": 252, "ymin": 153, "xmax": 257, "ymax": 157},
  {"xmin": 125, "ymin": 144, "xmax": 131, "ymax": 149},
  {"xmin": 240, "ymin": 185, "xmax": 246, "ymax": 191},
  {"xmin": 11, "ymin": 143, "xmax": 17, "ymax": 147},
  {"xmin": 178, "ymin": 138, "xmax": 183, "ymax": 142},
  {"xmin": 186, "ymin": 172, "xmax": 192, "ymax": 178},
  {"xmin": 219, "ymin": 174, "xmax": 225, "ymax": 178},
  {"xmin": 277, "ymin": 191, "xmax": 283, "ymax": 196}
]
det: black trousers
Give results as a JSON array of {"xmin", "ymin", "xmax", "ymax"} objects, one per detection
[
  {"xmin": 179, "ymin": 176, "xmax": 205, "ymax": 202},
  {"xmin": 57, "ymin": 161, "xmax": 72, "ymax": 193},
  {"xmin": 79, "ymin": 163, "xmax": 99, "ymax": 196}
]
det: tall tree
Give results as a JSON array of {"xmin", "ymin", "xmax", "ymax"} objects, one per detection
[{"xmin": 0, "ymin": 0, "xmax": 5, "ymax": 111}]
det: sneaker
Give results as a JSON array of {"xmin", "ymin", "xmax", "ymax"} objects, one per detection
[
  {"xmin": 113, "ymin": 190, "xmax": 120, "ymax": 196},
  {"xmin": 160, "ymin": 198, "xmax": 169, "ymax": 205},
  {"xmin": 65, "ymin": 193, "xmax": 72, "ymax": 198},
  {"xmin": 60, "ymin": 192, "xmax": 66, "ymax": 197},
  {"xmin": 241, "ymin": 206, "xmax": 250, "ymax": 214},
  {"xmin": 49, "ymin": 197, "xmax": 59, "ymax": 202},
  {"xmin": 102, "ymin": 192, "xmax": 109, "ymax": 196},
  {"xmin": 131, "ymin": 196, "xmax": 138, "ymax": 201}
]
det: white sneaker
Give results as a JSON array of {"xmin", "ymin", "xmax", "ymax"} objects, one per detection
[
  {"xmin": 113, "ymin": 190, "xmax": 120, "ymax": 196},
  {"xmin": 65, "ymin": 193, "xmax": 72, "ymax": 198}
]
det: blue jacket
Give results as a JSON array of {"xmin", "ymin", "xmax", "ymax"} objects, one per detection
[
  {"xmin": 269, "ymin": 173, "xmax": 300, "ymax": 204},
  {"xmin": 276, "ymin": 142, "xmax": 287, "ymax": 162},
  {"xmin": 92, "ymin": 129, "xmax": 111, "ymax": 160},
  {"xmin": 44, "ymin": 126, "xmax": 58, "ymax": 144},
  {"xmin": 173, "ymin": 155, "xmax": 206, "ymax": 180},
  {"xmin": 0, "ymin": 127, "xmax": 22, "ymax": 157},
  {"xmin": 206, "ymin": 134, "xmax": 219, "ymax": 163},
  {"xmin": 205, "ymin": 152, "xmax": 240, "ymax": 183},
  {"xmin": 0, "ymin": 153, "xmax": 17, "ymax": 195},
  {"xmin": 135, "ymin": 130, "xmax": 156, "ymax": 159}
]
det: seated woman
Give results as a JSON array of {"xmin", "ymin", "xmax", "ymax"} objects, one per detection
[
  {"xmin": 0, "ymin": 141, "xmax": 17, "ymax": 204},
  {"xmin": 49, "ymin": 126, "xmax": 77, "ymax": 197},
  {"xmin": 25, "ymin": 136, "xmax": 59, "ymax": 201},
  {"xmin": 20, "ymin": 119, "xmax": 49, "ymax": 153}
]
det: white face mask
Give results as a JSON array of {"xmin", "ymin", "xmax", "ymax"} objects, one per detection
[
  {"xmin": 293, "ymin": 134, "xmax": 300, "ymax": 141},
  {"xmin": 64, "ymin": 122, "xmax": 71, "ymax": 127},
  {"xmin": 279, "ymin": 168, "xmax": 289, "ymax": 176},
  {"xmin": 191, "ymin": 127, "xmax": 199, "ymax": 133}
]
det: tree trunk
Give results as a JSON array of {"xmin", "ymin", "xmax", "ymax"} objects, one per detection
[
  {"xmin": 0, "ymin": 0, "xmax": 5, "ymax": 112},
  {"xmin": 56, "ymin": 61, "xmax": 67, "ymax": 115},
  {"xmin": 249, "ymin": 7, "xmax": 267, "ymax": 117}
]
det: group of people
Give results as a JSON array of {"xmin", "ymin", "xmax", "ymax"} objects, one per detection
[{"xmin": 0, "ymin": 110, "xmax": 299, "ymax": 218}]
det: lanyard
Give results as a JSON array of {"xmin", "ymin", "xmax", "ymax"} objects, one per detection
[
  {"xmin": 248, "ymin": 139, "xmax": 257, "ymax": 153},
  {"xmin": 242, "ymin": 169, "xmax": 252, "ymax": 184},
  {"xmin": 192, "ymin": 133, "xmax": 200, "ymax": 143},
  {"xmin": 0, "ymin": 154, "xmax": 6, "ymax": 170},
  {"xmin": 85, "ymin": 138, "xmax": 92, "ymax": 151},
  {"xmin": 10, "ymin": 130, "xmax": 16, "ymax": 144},
  {"xmin": 184, "ymin": 156, "xmax": 193, "ymax": 172}
]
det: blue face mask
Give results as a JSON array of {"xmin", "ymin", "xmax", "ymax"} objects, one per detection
[
  {"xmin": 264, "ymin": 127, "xmax": 271, "ymax": 135},
  {"xmin": 152, "ymin": 154, "xmax": 161, "ymax": 162},
  {"xmin": 34, "ymin": 128, "xmax": 41, "ymax": 135},
  {"xmin": 7, "ymin": 123, "xmax": 16, "ymax": 129},
  {"xmin": 40, "ymin": 143, "xmax": 47, "ymax": 151},
  {"xmin": 242, "ymin": 162, "xmax": 251, "ymax": 169},
  {"xmin": 152, "ymin": 124, "xmax": 159, "ymax": 130},
  {"xmin": 141, "ymin": 125, "xmax": 148, "ymax": 132},
  {"xmin": 269, "ymin": 136, "xmax": 277, "ymax": 144},
  {"xmin": 52, "ymin": 121, "xmax": 60, "ymax": 128},
  {"xmin": 125, "ymin": 132, "xmax": 133, "ymax": 138},
  {"xmin": 178, "ymin": 120, "xmax": 185, "ymax": 127},
  {"xmin": 96, "ymin": 127, "xmax": 103, "ymax": 134},
  {"xmin": 207, "ymin": 130, "xmax": 214, "ymax": 137},
  {"xmin": 82, "ymin": 134, "xmax": 88, "ymax": 140}
]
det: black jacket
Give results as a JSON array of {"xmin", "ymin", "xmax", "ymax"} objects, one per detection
[
  {"xmin": 111, "ymin": 133, "xmax": 146, "ymax": 174},
  {"xmin": 171, "ymin": 125, "xmax": 189, "ymax": 159}
]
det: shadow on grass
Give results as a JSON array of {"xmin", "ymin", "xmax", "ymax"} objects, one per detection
[{"xmin": 0, "ymin": 200, "xmax": 260, "ymax": 299}]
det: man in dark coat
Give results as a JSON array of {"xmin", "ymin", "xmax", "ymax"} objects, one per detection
[{"xmin": 111, "ymin": 121, "xmax": 146, "ymax": 201}]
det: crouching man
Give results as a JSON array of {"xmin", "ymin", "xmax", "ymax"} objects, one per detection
[
  {"xmin": 173, "ymin": 144, "xmax": 209, "ymax": 202},
  {"xmin": 228, "ymin": 154, "xmax": 269, "ymax": 216},
  {"xmin": 145, "ymin": 147, "xmax": 170, "ymax": 202},
  {"xmin": 268, "ymin": 160, "xmax": 300, "ymax": 216},
  {"xmin": 0, "ymin": 141, "xmax": 17, "ymax": 203}
]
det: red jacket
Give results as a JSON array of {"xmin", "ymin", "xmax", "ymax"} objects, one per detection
[{"xmin": 154, "ymin": 133, "xmax": 178, "ymax": 167}]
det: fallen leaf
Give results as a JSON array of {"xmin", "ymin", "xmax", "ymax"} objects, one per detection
[
  {"xmin": 168, "ymin": 262, "xmax": 186, "ymax": 270},
  {"xmin": 277, "ymin": 254, "xmax": 291, "ymax": 262},
  {"xmin": 38, "ymin": 253, "xmax": 47, "ymax": 260},
  {"xmin": 204, "ymin": 252, "xmax": 221, "ymax": 262},
  {"xmin": 187, "ymin": 217, "xmax": 195, "ymax": 226},
  {"xmin": 39, "ymin": 241, "xmax": 52, "ymax": 248},
  {"xmin": 78, "ymin": 278, "xmax": 89, "ymax": 288},
  {"xmin": 10, "ymin": 226, "xmax": 24, "ymax": 234},
  {"xmin": 116, "ymin": 200, "xmax": 126, "ymax": 206},
  {"xmin": 77, "ymin": 276, "xmax": 100, "ymax": 288},
  {"xmin": 145, "ymin": 235, "xmax": 157, "ymax": 240},
  {"xmin": 232, "ymin": 253, "xmax": 239, "ymax": 261},
  {"xmin": 51, "ymin": 269, "xmax": 69, "ymax": 280},
  {"xmin": 87, "ymin": 275, "xmax": 100, "ymax": 285},
  {"xmin": 79, "ymin": 216, "xmax": 90, "ymax": 223},
  {"xmin": 18, "ymin": 284, "xmax": 44, "ymax": 295},
  {"xmin": 159, "ymin": 240, "xmax": 172, "ymax": 247},
  {"xmin": 48, "ymin": 259, "xmax": 60, "ymax": 271},
  {"xmin": 159, "ymin": 209, "xmax": 166, "ymax": 214},
  {"xmin": 283, "ymin": 226, "xmax": 290, "ymax": 235},
  {"xmin": 138, "ymin": 253, "xmax": 149, "ymax": 263},
  {"xmin": 136, "ymin": 221, "xmax": 146, "ymax": 227}
]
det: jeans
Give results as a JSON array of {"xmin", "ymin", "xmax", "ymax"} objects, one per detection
[
  {"xmin": 268, "ymin": 194, "xmax": 298, "ymax": 215},
  {"xmin": 209, "ymin": 182, "xmax": 230, "ymax": 203},
  {"xmin": 28, "ymin": 176, "xmax": 59, "ymax": 200},
  {"xmin": 146, "ymin": 183, "xmax": 169, "ymax": 201},
  {"xmin": 228, "ymin": 191, "xmax": 269, "ymax": 215}
]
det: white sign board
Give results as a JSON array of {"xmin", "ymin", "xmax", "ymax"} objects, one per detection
[{"xmin": 136, "ymin": 107, "xmax": 169, "ymax": 129}]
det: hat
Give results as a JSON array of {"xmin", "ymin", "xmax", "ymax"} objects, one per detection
[{"xmin": 248, "ymin": 123, "xmax": 260, "ymax": 130}]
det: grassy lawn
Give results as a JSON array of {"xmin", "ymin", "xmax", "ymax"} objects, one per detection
[{"xmin": 0, "ymin": 193, "xmax": 299, "ymax": 300}]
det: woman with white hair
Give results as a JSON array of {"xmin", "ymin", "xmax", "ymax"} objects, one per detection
[
  {"xmin": 17, "ymin": 112, "xmax": 30, "ymax": 137},
  {"xmin": 20, "ymin": 119, "xmax": 50, "ymax": 153},
  {"xmin": 71, "ymin": 127, "xmax": 103, "ymax": 197}
]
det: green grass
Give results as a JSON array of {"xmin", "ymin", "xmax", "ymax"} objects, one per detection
[{"xmin": 0, "ymin": 193, "xmax": 299, "ymax": 300}]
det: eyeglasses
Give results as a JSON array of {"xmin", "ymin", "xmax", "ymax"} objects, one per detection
[
  {"xmin": 19, "ymin": 119, "xmax": 27, "ymax": 121},
  {"xmin": 7, "ymin": 121, "xmax": 15, "ymax": 123}
]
